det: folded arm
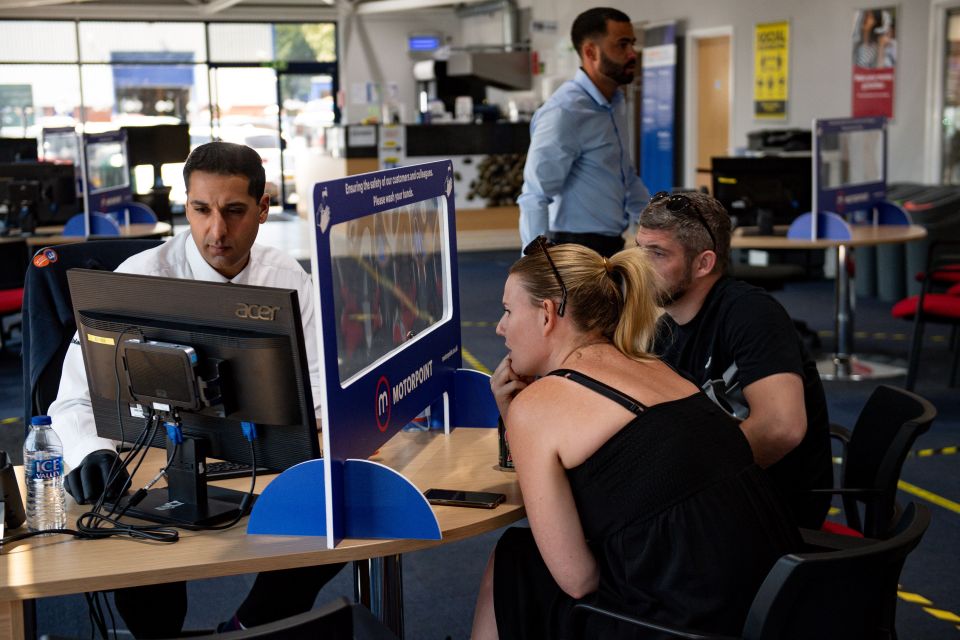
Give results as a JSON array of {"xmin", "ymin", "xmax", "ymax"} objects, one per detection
[{"xmin": 740, "ymin": 372, "xmax": 807, "ymax": 467}]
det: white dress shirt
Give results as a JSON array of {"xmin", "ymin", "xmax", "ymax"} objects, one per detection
[{"xmin": 48, "ymin": 230, "xmax": 322, "ymax": 470}]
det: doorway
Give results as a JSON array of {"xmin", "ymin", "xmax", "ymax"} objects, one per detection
[{"xmin": 684, "ymin": 29, "xmax": 732, "ymax": 192}]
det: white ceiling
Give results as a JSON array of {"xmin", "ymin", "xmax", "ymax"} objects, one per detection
[{"xmin": 0, "ymin": 0, "xmax": 487, "ymax": 20}]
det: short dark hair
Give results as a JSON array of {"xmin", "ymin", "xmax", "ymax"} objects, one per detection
[
  {"xmin": 183, "ymin": 141, "xmax": 266, "ymax": 201},
  {"xmin": 638, "ymin": 192, "xmax": 733, "ymax": 274},
  {"xmin": 571, "ymin": 7, "xmax": 632, "ymax": 57}
]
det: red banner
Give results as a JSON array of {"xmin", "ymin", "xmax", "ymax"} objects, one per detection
[
  {"xmin": 851, "ymin": 7, "xmax": 897, "ymax": 118},
  {"xmin": 852, "ymin": 66, "xmax": 895, "ymax": 118}
]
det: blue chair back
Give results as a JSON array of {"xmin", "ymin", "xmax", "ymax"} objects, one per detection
[
  {"xmin": 62, "ymin": 212, "xmax": 121, "ymax": 237},
  {"xmin": 106, "ymin": 201, "xmax": 158, "ymax": 225}
]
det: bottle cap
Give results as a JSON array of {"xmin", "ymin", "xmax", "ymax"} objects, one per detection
[{"xmin": 30, "ymin": 415, "xmax": 52, "ymax": 426}]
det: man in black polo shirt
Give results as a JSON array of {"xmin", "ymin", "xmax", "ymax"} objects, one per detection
[{"xmin": 636, "ymin": 191, "xmax": 832, "ymax": 529}]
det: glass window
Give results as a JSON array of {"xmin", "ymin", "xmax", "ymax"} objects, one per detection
[
  {"xmin": 943, "ymin": 10, "xmax": 960, "ymax": 183},
  {"xmin": 330, "ymin": 198, "xmax": 449, "ymax": 384},
  {"xmin": 208, "ymin": 23, "xmax": 275, "ymax": 63},
  {"xmin": 0, "ymin": 21, "xmax": 77, "ymax": 62},
  {"xmin": 274, "ymin": 24, "xmax": 337, "ymax": 63},
  {"xmin": 209, "ymin": 23, "xmax": 336, "ymax": 63},
  {"xmin": 0, "ymin": 65, "xmax": 81, "ymax": 138},
  {"xmin": 78, "ymin": 22, "xmax": 206, "ymax": 63}
]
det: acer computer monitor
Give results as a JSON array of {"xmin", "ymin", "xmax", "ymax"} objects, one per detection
[{"xmin": 67, "ymin": 268, "xmax": 320, "ymax": 526}]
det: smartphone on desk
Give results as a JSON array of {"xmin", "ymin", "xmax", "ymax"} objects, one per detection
[{"xmin": 424, "ymin": 488, "xmax": 506, "ymax": 509}]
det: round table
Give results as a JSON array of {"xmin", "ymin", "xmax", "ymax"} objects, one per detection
[{"xmin": 731, "ymin": 224, "xmax": 927, "ymax": 380}]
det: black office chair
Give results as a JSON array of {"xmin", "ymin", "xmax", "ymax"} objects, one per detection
[
  {"xmin": 892, "ymin": 240, "xmax": 960, "ymax": 390},
  {"xmin": 812, "ymin": 385, "xmax": 936, "ymax": 539},
  {"xmin": 0, "ymin": 238, "xmax": 28, "ymax": 354},
  {"xmin": 571, "ymin": 503, "xmax": 931, "ymax": 640},
  {"xmin": 20, "ymin": 239, "xmax": 163, "ymax": 426},
  {"xmin": 172, "ymin": 597, "xmax": 398, "ymax": 640}
]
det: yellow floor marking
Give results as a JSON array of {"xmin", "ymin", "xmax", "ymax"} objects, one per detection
[
  {"xmin": 922, "ymin": 608, "xmax": 960, "ymax": 623},
  {"xmin": 461, "ymin": 347, "xmax": 492, "ymax": 375},
  {"xmin": 898, "ymin": 591, "xmax": 933, "ymax": 605},
  {"xmin": 898, "ymin": 480, "xmax": 960, "ymax": 515}
]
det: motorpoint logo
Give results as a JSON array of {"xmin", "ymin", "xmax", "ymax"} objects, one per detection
[{"xmin": 375, "ymin": 376, "xmax": 391, "ymax": 432}]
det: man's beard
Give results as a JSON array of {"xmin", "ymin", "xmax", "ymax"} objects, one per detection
[
  {"xmin": 657, "ymin": 263, "xmax": 694, "ymax": 307},
  {"xmin": 599, "ymin": 51, "xmax": 635, "ymax": 86}
]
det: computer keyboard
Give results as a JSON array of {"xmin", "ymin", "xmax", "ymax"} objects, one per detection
[{"xmin": 205, "ymin": 460, "xmax": 275, "ymax": 480}]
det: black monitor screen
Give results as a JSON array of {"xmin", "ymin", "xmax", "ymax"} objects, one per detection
[
  {"xmin": 0, "ymin": 161, "xmax": 78, "ymax": 228},
  {"xmin": 123, "ymin": 124, "xmax": 190, "ymax": 168},
  {"xmin": 0, "ymin": 137, "xmax": 38, "ymax": 162},
  {"xmin": 68, "ymin": 269, "xmax": 320, "ymax": 525},
  {"xmin": 711, "ymin": 155, "xmax": 812, "ymax": 228}
]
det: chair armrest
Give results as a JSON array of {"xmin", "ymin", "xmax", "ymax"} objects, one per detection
[
  {"xmin": 807, "ymin": 487, "xmax": 882, "ymax": 497},
  {"xmin": 829, "ymin": 424, "xmax": 852, "ymax": 445},
  {"xmin": 800, "ymin": 527, "xmax": 878, "ymax": 552},
  {"xmin": 571, "ymin": 602, "xmax": 739, "ymax": 640}
]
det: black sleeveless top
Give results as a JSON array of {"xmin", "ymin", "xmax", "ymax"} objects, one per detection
[{"xmin": 493, "ymin": 369, "xmax": 801, "ymax": 640}]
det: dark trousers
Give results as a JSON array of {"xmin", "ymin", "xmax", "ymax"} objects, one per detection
[
  {"xmin": 113, "ymin": 563, "xmax": 346, "ymax": 638},
  {"xmin": 549, "ymin": 231, "xmax": 625, "ymax": 258}
]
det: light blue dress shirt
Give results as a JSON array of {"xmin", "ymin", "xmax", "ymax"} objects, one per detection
[{"xmin": 518, "ymin": 68, "xmax": 649, "ymax": 247}]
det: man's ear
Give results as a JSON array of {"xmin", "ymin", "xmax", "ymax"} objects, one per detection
[
  {"xmin": 694, "ymin": 250, "xmax": 718, "ymax": 278},
  {"xmin": 258, "ymin": 195, "xmax": 270, "ymax": 223},
  {"xmin": 582, "ymin": 38, "xmax": 599, "ymax": 64}
]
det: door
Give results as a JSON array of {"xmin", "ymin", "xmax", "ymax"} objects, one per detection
[{"xmin": 695, "ymin": 36, "xmax": 731, "ymax": 192}]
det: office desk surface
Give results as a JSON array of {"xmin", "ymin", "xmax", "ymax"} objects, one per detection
[
  {"xmin": 25, "ymin": 222, "xmax": 172, "ymax": 247},
  {"xmin": 731, "ymin": 224, "xmax": 927, "ymax": 249},
  {"xmin": 0, "ymin": 428, "xmax": 521, "ymax": 635}
]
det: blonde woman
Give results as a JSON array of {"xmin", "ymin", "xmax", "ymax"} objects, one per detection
[{"xmin": 471, "ymin": 238, "xmax": 799, "ymax": 639}]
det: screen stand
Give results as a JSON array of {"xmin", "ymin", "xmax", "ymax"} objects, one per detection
[{"xmin": 112, "ymin": 436, "xmax": 253, "ymax": 527}]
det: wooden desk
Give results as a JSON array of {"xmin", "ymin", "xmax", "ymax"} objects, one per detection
[
  {"xmin": 24, "ymin": 222, "xmax": 173, "ymax": 248},
  {"xmin": 0, "ymin": 428, "xmax": 522, "ymax": 639},
  {"xmin": 731, "ymin": 224, "xmax": 928, "ymax": 379}
]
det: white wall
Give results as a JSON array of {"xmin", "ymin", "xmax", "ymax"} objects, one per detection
[
  {"xmin": 515, "ymin": 0, "xmax": 935, "ymax": 183},
  {"xmin": 339, "ymin": 8, "xmax": 460, "ymax": 123}
]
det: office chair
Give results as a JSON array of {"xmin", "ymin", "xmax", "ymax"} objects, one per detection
[
  {"xmin": 62, "ymin": 212, "xmax": 122, "ymax": 237},
  {"xmin": 811, "ymin": 385, "xmax": 935, "ymax": 540},
  {"xmin": 0, "ymin": 238, "xmax": 28, "ymax": 353},
  {"xmin": 570, "ymin": 503, "xmax": 930, "ymax": 640},
  {"xmin": 892, "ymin": 240, "xmax": 960, "ymax": 389},
  {"xmin": 175, "ymin": 597, "xmax": 398, "ymax": 640},
  {"xmin": 21, "ymin": 239, "xmax": 163, "ymax": 427},
  {"xmin": 105, "ymin": 201, "xmax": 158, "ymax": 225}
]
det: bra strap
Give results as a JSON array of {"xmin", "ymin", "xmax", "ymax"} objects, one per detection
[{"xmin": 548, "ymin": 369, "xmax": 647, "ymax": 415}]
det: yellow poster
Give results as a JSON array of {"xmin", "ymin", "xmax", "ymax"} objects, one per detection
[{"xmin": 754, "ymin": 21, "xmax": 789, "ymax": 119}]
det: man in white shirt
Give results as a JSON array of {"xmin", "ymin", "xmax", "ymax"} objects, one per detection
[{"xmin": 48, "ymin": 141, "xmax": 338, "ymax": 637}]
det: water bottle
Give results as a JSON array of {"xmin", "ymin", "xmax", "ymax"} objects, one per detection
[{"xmin": 23, "ymin": 415, "xmax": 66, "ymax": 532}]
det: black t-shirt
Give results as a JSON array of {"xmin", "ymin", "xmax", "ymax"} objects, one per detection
[{"xmin": 655, "ymin": 276, "xmax": 833, "ymax": 528}]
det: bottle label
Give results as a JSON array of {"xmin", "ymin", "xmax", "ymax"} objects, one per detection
[{"xmin": 30, "ymin": 457, "xmax": 63, "ymax": 480}]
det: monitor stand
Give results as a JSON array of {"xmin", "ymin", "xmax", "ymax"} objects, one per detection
[{"xmin": 110, "ymin": 436, "xmax": 256, "ymax": 527}]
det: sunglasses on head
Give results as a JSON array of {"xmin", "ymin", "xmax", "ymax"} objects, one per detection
[
  {"xmin": 522, "ymin": 235, "xmax": 567, "ymax": 317},
  {"xmin": 649, "ymin": 191, "xmax": 717, "ymax": 251}
]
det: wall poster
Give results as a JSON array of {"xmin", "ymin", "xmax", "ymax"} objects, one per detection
[
  {"xmin": 852, "ymin": 7, "xmax": 897, "ymax": 118},
  {"xmin": 754, "ymin": 21, "xmax": 789, "ymax": 119}
]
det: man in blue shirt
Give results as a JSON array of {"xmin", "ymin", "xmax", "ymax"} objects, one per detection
[{"xmin": 518, "ymin": 7, "xmax": 649, "ymax": 257}]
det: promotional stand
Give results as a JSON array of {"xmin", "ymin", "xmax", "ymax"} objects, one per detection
[
  {"xmin": 248, "ymin": 160, "xmax": 497, "ymax": 547},
  {"xmin": 784, "ymin": 116, "xmax": 915, "ymax": 379}
]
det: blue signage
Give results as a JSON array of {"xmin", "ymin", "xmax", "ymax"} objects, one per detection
[
  {"xmin": 814, "ymin": 116, "xmax": 887, "ymax": 221},
  {"xmin": 312, "ymin": 160, "xmax": 462, "ymax": 464},
  {"xmin": 83, "ymin": 129, "xmax": 132, "ymax": 225},
  {"xmin": 640, "ymin": 23, "xmax": 678, "ymax": 196}
]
